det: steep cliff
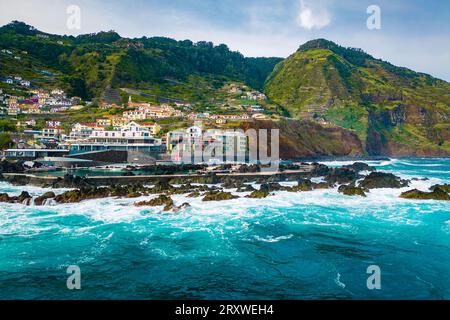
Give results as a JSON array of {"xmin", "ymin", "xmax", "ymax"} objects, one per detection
[
  {"xmin": 265, "ymin": 39, "xmax": 450, "ymax": 156},
  {"xmin": 244, "ymin": 119, "xmax": 364, "ymax": 159}
]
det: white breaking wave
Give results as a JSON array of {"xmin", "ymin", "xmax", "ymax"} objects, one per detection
[
  {"xmin": 335, "ymin": 273, "xmax": 346, "ymax": 288},
  {"xmin": 254, "ymin": 234, "xmax": 294, "ymax": 243},
  {"xmin": 0, "ymin": 160, "xmax": 448, "ymax": 238}
]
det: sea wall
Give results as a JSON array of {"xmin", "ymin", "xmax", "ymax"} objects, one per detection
[{"xmin": 2, "ymin": 171, "xmax": 312, "ymax": 188}]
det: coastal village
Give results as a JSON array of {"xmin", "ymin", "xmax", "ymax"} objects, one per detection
[
  {"xmin": 0, "ymin": 73, "xmax": 273, "ymax": 168},
  {"xmin": 0, "ymin": 10, "xmax": 449, "ymax": 304}
]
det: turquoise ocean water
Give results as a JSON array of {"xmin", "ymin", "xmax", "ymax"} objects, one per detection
[{"xmin": 0, "ymin": 158, "xmax": 449, "ymax": 299}]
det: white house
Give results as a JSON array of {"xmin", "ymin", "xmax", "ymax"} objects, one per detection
[
  {"xmin": 20, "ymin": 80, "xmax": 30, "ymax": 87},
  {"xmin": 46, "ymin": 120, "xmax": 62, "ymax": 127},
  {"xmin": 69, "ymin": 121, "xmax": 163, "ymax": 153}
]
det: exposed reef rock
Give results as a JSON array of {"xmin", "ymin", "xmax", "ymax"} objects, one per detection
[
  {"xmin": 0, "ymin": 191, "xmax": 32, "ymax": 205},
  {"xmin": 343, "ymin": 162, "xmax": 376, "ymax": 173},
  {"xmin": 165, "ymin": 202, "xmax": 191, "ymax": 213},
  {"xmin": 293, "ymin": 179, "xmax": 314, "ymax": 191},
  {"xmin": 135, "ymin": 195, "xmax": 191, "ymax": 212},
  {"xmin": 400, "ymin": 187, "xmax": 450, "ymax": 201},
  {"xmin": 34, "ymin": 191, "xmax": 56, "ymax": 206},
  {"xmin": 325, "ymin": 167, "xmax": 359, "ymax": 185},
  {"xmin": 338, "ymin": 185, "xmax": 367, "ymax": 197},
  {"xmin": 430, "ymin": 184, "xmax": 450, "ymax": 193},
  {"xmin": 202, "ymin": 191, "xmax": 239, "ymax": 202},
  {"xmin": 4, "ymin": 161, "xmax": 442, "ymax": 208},
  {"xmin": 187, "ymin": 191, "xmax": 201, "ymax": 198},
  {"xmin": 247, "ymin": 189, "xmax": 271, "ymax": 199},
  {"xmin": 358, "ymin": 172, "xmax": 409, "ymax": 189},
  {"xmin": 135, "ymin": 195, "xmax": 174, "ymax": 207},
  {"xmin": 236, "ymin": 185, "xmax": 256, "ymax": 192},
  {"xmin": 310, "ymin": 163, "xmax": 331, "ymax": 176},
  {"xmin": 52, "ymin": 174, "xmax": 92, "ymax": 189},
  {"xmin": 0, "ymin": 160, "xmax": 25, "ymax": 175}
]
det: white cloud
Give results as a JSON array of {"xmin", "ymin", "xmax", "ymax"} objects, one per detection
[{"xmin": 296, "ymin": 0, "xmax": 331, "ymax": 30}]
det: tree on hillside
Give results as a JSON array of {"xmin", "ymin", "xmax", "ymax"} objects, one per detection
[
  {"xmin": 0, "ymin": 133, "xmax": 13, "ymax": 150},
  {"xmin": 0, "ymin": 119, "xmax": 16, "ymax": 132}
]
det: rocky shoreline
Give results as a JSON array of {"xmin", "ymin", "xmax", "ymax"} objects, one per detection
[{"xmin": 1, "ymin": 160, "xmax": 449, "ymax": 211}]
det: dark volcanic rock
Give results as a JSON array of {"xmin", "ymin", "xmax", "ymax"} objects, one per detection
[
  {"xmin": 0, "ymin": 160, "xmax": 25, "ymax": 174},
  {"xmin": 310, "ymin": 163, "xmax": 331, "ymax": 176},
  {"xmin": 325, "ymin": 168, "xmax": 359, "ymax": 184},
  {"xmin": 54, "ymin": 185, "xmax": 147, "ymax": 203},
  {"xmin": 202, "ymin": 191, "xmax": 238, "ymax": 202},
  {"xmin": 187, "ymin": 191, "xmax": 201, "ymax": 198},
  {"xmin": 221, "ymin": 178, "xmax": 245, "ymax": 189},
  {"xmin": 17, "ymin": 191, "xmax": 32, "ymax": 204},
  {"xmin": 2, "ymin": 174, "xmax": 31, "ymax": 186},
  {"xmin": 358, "ymin": 172, "xmax": 409, "ymax": 189},
  {"xmin": 34, "ymin": 191, "xmax": 56, "ymax": 206},
  {"xmin": 49, "ymin": 182, "xmax": 221, "ymax": 204},
  {"xmin": 236, "ymin": 185, "xmax": 256, "ymax": 192},
  {"xmin": 52, "ymin": 174, "xmax": 92, "ymax": 188},
  {"xmin": 261, "ymin": 182, "xmax": 284, "ymax": 192},
  {"xmin": 135, "ymin": 195, "xmax": 174, "ymax": 207},
  {"xmin": 343, "ymin": 162, "xmax": 376, "ymax": 173},
  {"xmin": 0, "ymin": 191, "xmax": 32, "ymax": 205},
  {"xmin": 295, "ymin": 179, "xmax": 313, "ymax": 191},
  {"xmin": 247, "ymin": 189, "xmax": 270, "ymax": 198},
  {"xmin": 338, "ymin": 185, "xmax": 367, "ymax": 197},
  {"xmin": 164, "ymin": 202, "xmax": 191, "ymax": 212},
  {"xmin": 411, "ymin": 177, "xmax": 429, "ymax": 181},
  {"xmin": 400, "ymin": 187, "xmax": 450, "ymax": 201},
  {"xmin": 430, "ymin": 184, "xmax": 450, "ymax": 193},
  {"xmin": 196, "ymin": 173, "xmax": 220, "ymax": 184},
  {"xmin": 55, "ymin": 187, "xmax": 106, "ymax": 203},
  {"xmin": 0, "ymin": 193, "xmax": 9, "ymax": 202},
  {"xmin": 312, "ymin": 182, "xmax": 332, "ymax": 189},
  {"xmin": 236, "ymin": 164, "xmax": 261, "ymax": 173},
  {"xmin": 151, "ymin": 180, "xmax": 173, "ymax": 193}
]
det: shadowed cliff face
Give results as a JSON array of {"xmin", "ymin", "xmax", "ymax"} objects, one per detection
[
  {"xmin": 367, "ymin": 105, "xmax": 450, "ymax": 157},
  {"xmin": 265, "ymin": 39, "xmax": 450, "ymax": 157},
  {"xmin": 245, "ymin": 120, "xmax": 364, "ymax": 159}
]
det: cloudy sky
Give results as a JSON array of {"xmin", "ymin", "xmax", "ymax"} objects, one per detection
[{"xmin": 1, "ymin": 0, "xmax": 449, "ymax": 81}]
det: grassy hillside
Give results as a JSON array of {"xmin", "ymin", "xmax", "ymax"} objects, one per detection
[
  {"xmin": 265, "ymin": 39, "xmax": 450, "ymax": 156},
  {"xmin": 0, "ymin": 21, "xmax": 282, "ymax": 101},
  {"xmin": 2, "ymin": 23, "xmax": 449, "ymax": 157}
]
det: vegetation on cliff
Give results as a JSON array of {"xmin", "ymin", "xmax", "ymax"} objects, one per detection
[
  {"xmin": 265, "ymin": 39, "xmax": 450, "ymax": 156},
  {"xmin": 1, "ymin": 23, "xmax": 449, "ymax": 157},
  {"xmin": 0, "ymin": 21, "xmax": 281, "ymax": 100}
]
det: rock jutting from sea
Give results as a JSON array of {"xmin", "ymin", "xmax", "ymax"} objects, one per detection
[{"xmin": 1, "ymin": 162, "xmax": 449, "ymax": 210}]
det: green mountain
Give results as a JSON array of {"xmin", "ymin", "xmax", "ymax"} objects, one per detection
[
  {"xmin": 1, "ymin": 22, "xmax": 449, "ymax": 157},
  {"xmin": 0, "ymin": 21, "xmax": 281, "ymax": 101},
  {"xmin": 265, "ymin": 39, "xmax": 450, "ymax": 156}
]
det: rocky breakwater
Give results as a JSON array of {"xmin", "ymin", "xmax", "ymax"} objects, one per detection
[
  {"xmin": 3, "ymin": 161, "xmax": 449, "ymax": 211},
  {"xmin": 336, "ymin": 169, "xmax": 410, "ymax": 198},
  {"xmin": 0, "ymin": 191, "xmax": 32, "ymax": 205},
  {"xmin": 358, "ymin": 172, "xmax": 409, "ymax": 189},
  {"xmin": 0, "ymin": 160, "xmax": 26, "ymax": 183},
  {"xmin": 0, "ymin": 160, "xmax": 25, "ymax": 175}
]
